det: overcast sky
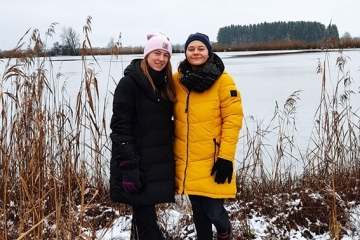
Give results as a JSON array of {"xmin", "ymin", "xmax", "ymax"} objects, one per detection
[{"xmin": 1, "ymin": 0, "xmax": 359, "ymax": 50}]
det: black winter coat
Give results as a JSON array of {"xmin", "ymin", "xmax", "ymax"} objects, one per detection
[{"xmin": 109, "ymin": 59, "xmax": 175, "ymax": 205}]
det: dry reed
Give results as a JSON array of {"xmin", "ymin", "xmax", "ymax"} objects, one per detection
[{"xmin": 1, "ymin": 17, "xmax": 360, "ymax": 240}]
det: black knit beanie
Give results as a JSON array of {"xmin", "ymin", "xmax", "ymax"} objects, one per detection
[{"xmin": 184, "ymin": 32, "xmax": 212, "ymax": 53}]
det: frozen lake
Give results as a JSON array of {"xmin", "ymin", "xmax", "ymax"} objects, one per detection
[{"xmin": 1, "ymin": 49, "xmax": 360, "ymax": 172}]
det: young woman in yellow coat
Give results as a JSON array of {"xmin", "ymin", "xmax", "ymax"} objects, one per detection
[{"xmin": 173, "ymin": 32, "xmax": 243, "ymax": 240}]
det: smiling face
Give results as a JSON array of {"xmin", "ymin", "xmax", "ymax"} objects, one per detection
[
  {"xmin": 185, "ymin": 40, "xmax": 209, "ymax": 67},
  {"xmin": 146, "ymin": 49, "xmax": 170, "ymax": 71}
]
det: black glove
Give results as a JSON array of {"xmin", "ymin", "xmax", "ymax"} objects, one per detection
[
  {"xmin": 210, "ymin": 158, "xmax": 233, "ymax": 184},
  {"xmin": 120, "ymin": 158, "xmax": 142, "ymax": 193}
]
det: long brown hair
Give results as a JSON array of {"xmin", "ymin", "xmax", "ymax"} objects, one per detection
[
  {"xmin": 141, "ymin": 59, "xmax": 177, "ymax": 103},
  {"xmin": 178, "ymin": 58, "xmax": 190, "ymax": 73}
]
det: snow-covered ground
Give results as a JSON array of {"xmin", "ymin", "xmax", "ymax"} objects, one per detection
[{"xmin": 81, "ymin": 197, "xmax": 360, "ymax": 240}]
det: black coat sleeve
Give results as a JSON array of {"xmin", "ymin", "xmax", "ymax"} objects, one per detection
[{"xmin": 110, "ymin": 76, "xmax": 138, "ymax": 161}]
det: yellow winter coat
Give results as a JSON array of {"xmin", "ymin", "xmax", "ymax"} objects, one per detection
[{"xmin": 173, "ymin": 70, "xmax": 243, "ymax": 199}]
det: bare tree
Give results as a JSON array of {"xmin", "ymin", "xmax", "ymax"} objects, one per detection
[
  {"xmin": 107, "ymin": 37, "xmax": 115, "ymax": 49},
  {"xmin": 60, "ymin": 27, "xmax": 80, "ymax": 55},
  {"xmin": 341, "ymin": 31, "xmax": 352, "ymax": 40}
]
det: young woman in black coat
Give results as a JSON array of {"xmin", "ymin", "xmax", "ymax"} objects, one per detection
[{"xmin": 109, "ymin": 31, "xmax": 176, "ymax": 240}]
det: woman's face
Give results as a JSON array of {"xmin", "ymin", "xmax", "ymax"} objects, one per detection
[
  {"xmin": 147, "ymin": 50, "xmax": 170, "ymax": 71},
  {"xmin": 185, "ymin": 40, "xmax": 209, "ymax": 66}
]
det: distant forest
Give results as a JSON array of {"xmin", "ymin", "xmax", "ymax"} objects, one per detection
[
  {"xmin": 3, "ymin": 20, "xmax": 359, "ymax": 58},
  {"xmin": 217, "ymin": 21, "xmax": 339, "ymax": 46}
]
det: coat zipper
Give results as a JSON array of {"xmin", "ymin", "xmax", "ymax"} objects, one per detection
[{"xmin": 183, "ymin": 91, "xmax": 191, "ymax": 193}]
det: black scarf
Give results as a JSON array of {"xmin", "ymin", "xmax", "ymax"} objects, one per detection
[
  {"xmin": 148, "ymin": 66, "xmax": 167, "ymax": 87},
  {"xmin": 180, "ymin": 53, "xmax": 225, "ymax": 93}
]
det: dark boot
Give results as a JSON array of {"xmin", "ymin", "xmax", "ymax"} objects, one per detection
[
  {"xmin": 217, "ymin": 225, "xmax": 232, "ymax": 240},
  {"xmin": 217, "ymin": 233, "xmax": 232, "ymax": 240}
]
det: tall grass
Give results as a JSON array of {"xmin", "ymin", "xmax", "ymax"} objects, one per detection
[
  {"xmin": 1, "ymin": 17, "xmax": 360, "ymax": 239},
  {"xmin": 0, "ymin": 17, "xmax": 115, "ymax": 239},
  {"xmin": 232, "ymin": 40, "xmax": 360, "ymax": 239}
]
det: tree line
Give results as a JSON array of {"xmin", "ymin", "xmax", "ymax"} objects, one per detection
[
  {"xmin": 1, "ymin": 21, "xmax": 357, "ymax": 57},
  {"xmin": 49, "ymin": 21, "xmax": 343, "ymax": 56},
  {"xmin": 217, "ymin": 21, "xmax": 339, "ymax": 46}
]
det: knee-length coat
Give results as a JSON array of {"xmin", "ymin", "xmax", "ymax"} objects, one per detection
[
  {"xmin": 110, "ymin": 59, "xmax": 175, "ymax": 205},
  {"xmin": 173, "ymin": 53, "xmax": 243, "ymax": 199}
]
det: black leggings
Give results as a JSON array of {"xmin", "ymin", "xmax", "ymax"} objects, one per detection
[
  {"xmin": 188, "ymin": 195, "xmax": 230, "ymax": 240},
  {"xmin": 132, "ymin": 204, "xmax": 164, "ymax": 240}
]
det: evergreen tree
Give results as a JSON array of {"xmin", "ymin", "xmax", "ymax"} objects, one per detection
[{"xmin": 217, "ymin": 21, "xmax": 339, "ymax": 47}]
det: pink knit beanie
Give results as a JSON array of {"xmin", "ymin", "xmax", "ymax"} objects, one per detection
[{"xmin": 143, "ymin": 30, "xmax": 172, "ymax": 58}]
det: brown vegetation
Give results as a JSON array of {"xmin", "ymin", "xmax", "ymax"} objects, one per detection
[
  {"xmin": 212, "ymin": 38, "xmax": 360, "ymax": 52},
  {"xmin": 1, "ymin": 17, "xmax": 360, "ymax": 239},
  {"xmin": 1, "ymin": 28, "xmax": 360, "ymax": 58}
]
